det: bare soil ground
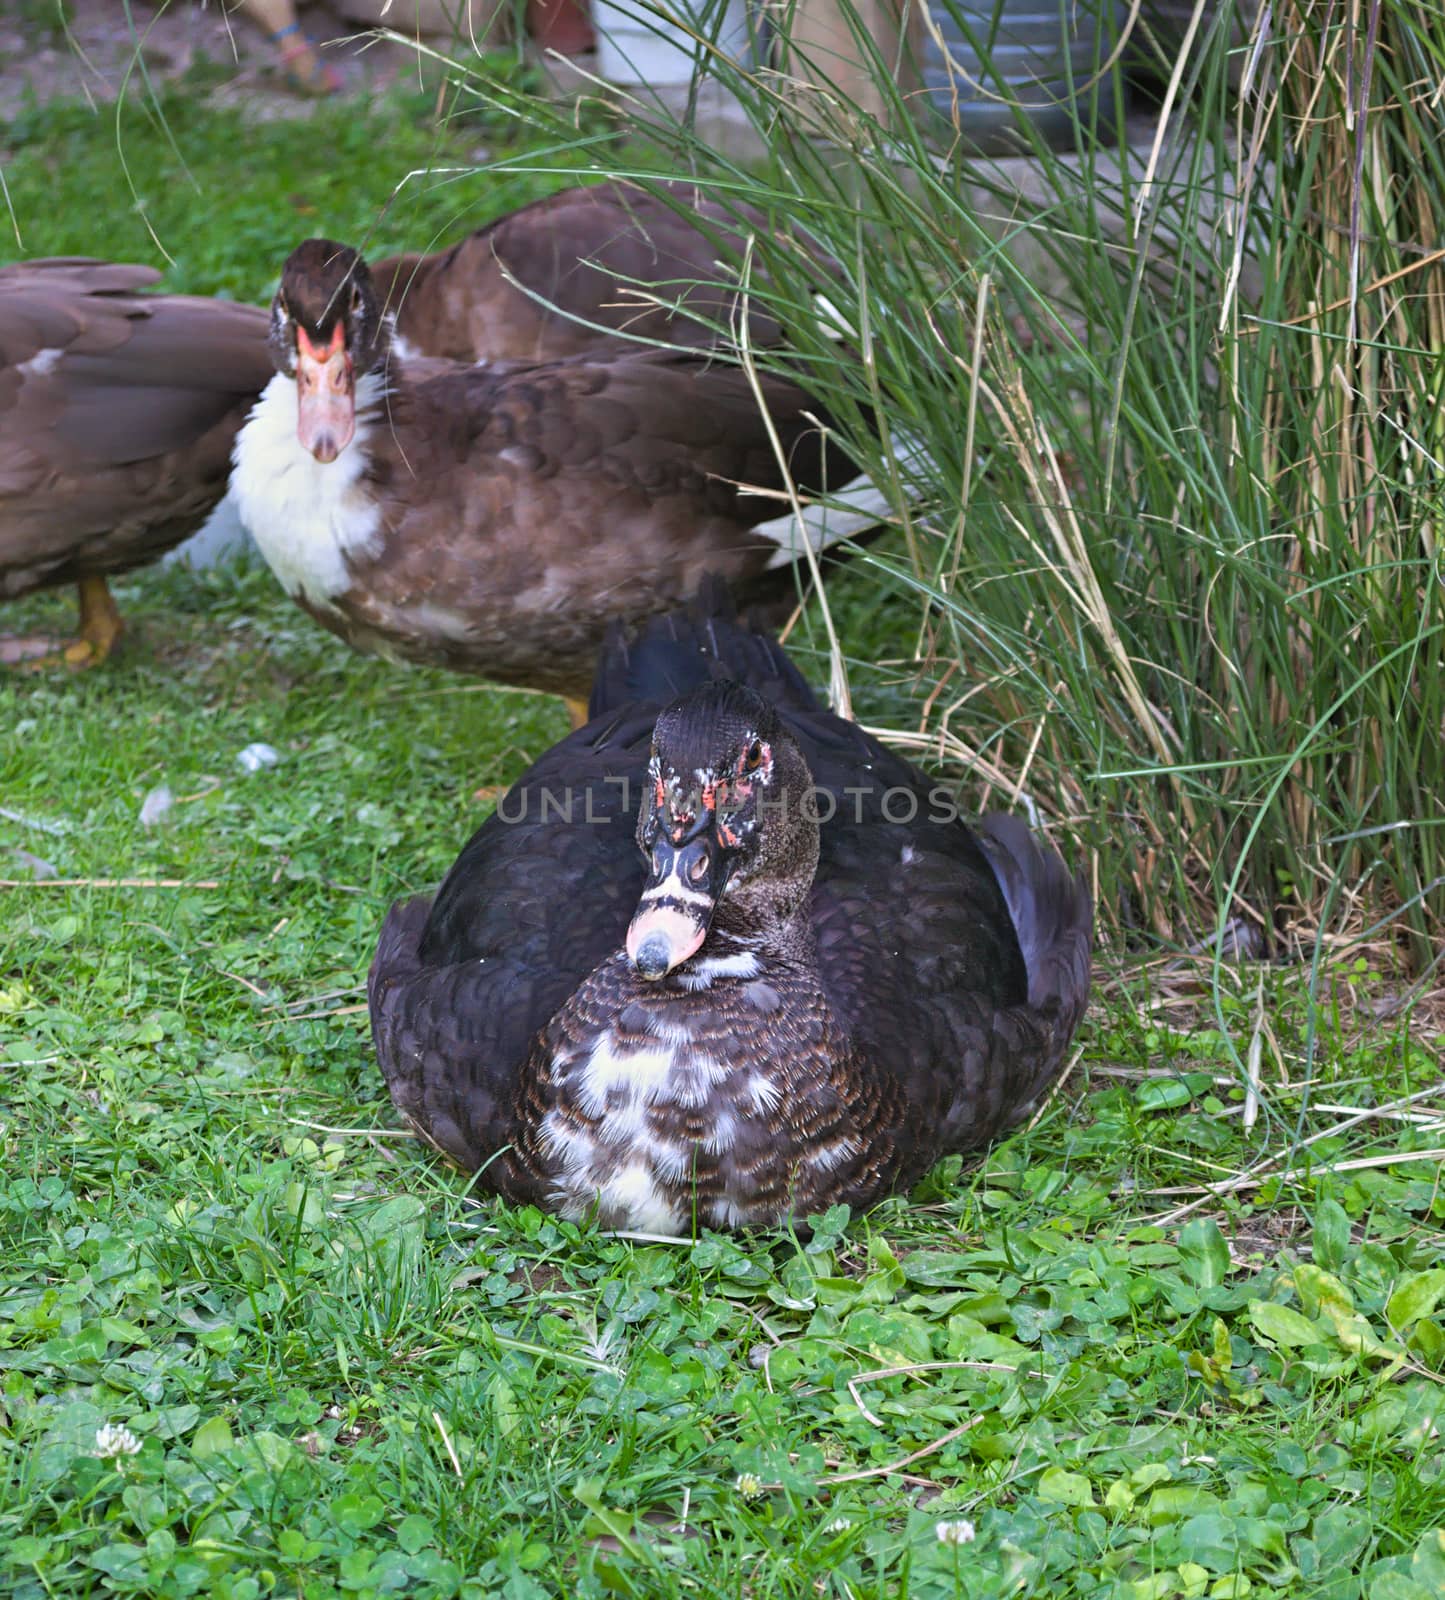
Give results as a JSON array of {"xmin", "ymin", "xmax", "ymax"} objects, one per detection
[{"xmin": 0, "ymin": 1, "xmax": 435, "ymax": 121}]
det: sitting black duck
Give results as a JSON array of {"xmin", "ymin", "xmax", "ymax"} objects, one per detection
[{"xmin": 369, "ymin": 599, "xmax": 1093, "ymax": 1234}]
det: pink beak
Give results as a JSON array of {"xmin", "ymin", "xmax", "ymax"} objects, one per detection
[
  {"xmin": 625, "ymin": 900, "xmax": 710, "ymax": 980},
  {"xmin": 624, "ymin": 828, "xmax": 728, "ymax": 981},
  {"xmin": 295, "ymin": 322, "xmax": 355, "ymax": 464}
]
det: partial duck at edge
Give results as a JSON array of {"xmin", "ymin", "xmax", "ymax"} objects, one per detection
[
  {"xmin": 0, "ymin": 259, "xmax": 272, "ymax": 667},
  {"xmin": 369, "ymin": 598, "xmax": 1093, "ymax": 1234}
]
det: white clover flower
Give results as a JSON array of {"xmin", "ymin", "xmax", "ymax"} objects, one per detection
[
  {"xmin": 935, "ymin": 1518, "xmax": 976, "ymax": 1546},
  {"xmin": 93, "ymin": 1423, "xmax": 142, "ymax": 1460},
  {"xmin": 734, "ymin": 1472, "xmax": 765, "ymax": 1500},
  {"xmin": 825, "ymin": 1516, "xmax": 854, "ymax": 1533}
]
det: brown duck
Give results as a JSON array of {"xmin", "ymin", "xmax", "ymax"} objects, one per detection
[
  {"xmin": 0, "ymin": 259, "xmax": 272, "ymax": 667},
  {"xmin": 369, "ymin": 599, "xmax": 1093, "ymax": 1234},
  {"xmin": 231, "ymin": 238, "xmax": 869, "ymax": 712},
  {"xmin": 371, "ymin": 178, "xmax": 792, "ymax": 363}
]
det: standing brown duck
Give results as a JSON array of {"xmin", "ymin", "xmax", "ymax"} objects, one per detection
[
  {"xmin": 370, "ymin": 179, "xmax": 791, "ymax": 363},
  {"xmin": 369, "ymin": 599, "xmax": 1093, "ymax": 1234},
  {"xmin": 0, "ymin": 260, "xmax": 272, "ymax": 667},
  {"xmin": 231, "ymin": 238, "xmax": 868, "ymax": 709}
]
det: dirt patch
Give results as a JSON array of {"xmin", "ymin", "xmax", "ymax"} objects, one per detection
[
  {"xmin": 0, "ymin": 1, "xmax": 451, "ymax": 121},
  {"xmin": 1228, "ymin": 1205, "xmax": 1310, "ymax": 1265}
]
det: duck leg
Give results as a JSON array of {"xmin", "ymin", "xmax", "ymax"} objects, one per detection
[
  {"xmin": 0, "ymin": 576, "xmax": 125, "ymax": 670},
  {"xmin": 72, "ymin": 576, "xmax": 126, "ymax": 664}
]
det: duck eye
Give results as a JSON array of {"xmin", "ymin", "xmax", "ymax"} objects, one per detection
[
  {"xmin": 745, "ymin": 740, "xmax": 764, "ymax": 771},
  {"xmin": 688, "ymin": 854, "xmax": 709, "ymax": 883}
]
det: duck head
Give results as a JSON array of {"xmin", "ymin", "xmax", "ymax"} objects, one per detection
[
  {"xmin": 269, "ymin": 239, "xmax": 385, "ymax": 464},
  {"xmin": 627, "ymin": 682, "xmax": 821, "ymax": 981}
]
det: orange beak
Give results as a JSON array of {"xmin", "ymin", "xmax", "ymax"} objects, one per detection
[{"xmin": 295, "ymin": 322, "xmax": 355, "ymax": 464}]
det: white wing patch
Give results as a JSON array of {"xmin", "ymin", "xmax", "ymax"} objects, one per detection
[
  {"xmin": 752, "ymin": 429, "xmax": 932, "ymax": 570},
  {"xmin": 388, "ymin": 327, "xmax": 421, "ymax": 362}
]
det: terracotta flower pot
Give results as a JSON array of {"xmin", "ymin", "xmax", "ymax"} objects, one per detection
[{"xmin": 526, "ymin": 0, "xmax": 596, "ymax": 55}]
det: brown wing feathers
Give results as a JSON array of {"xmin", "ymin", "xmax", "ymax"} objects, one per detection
[
  {"xmin": 0, "ymin": 260, "xmax": 271, "ymax": 596},
  {"xmin": 372, "ymin": 180, "xmax": 787, "ymax": 362}
]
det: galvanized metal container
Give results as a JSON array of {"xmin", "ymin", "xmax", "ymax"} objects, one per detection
[
  {"xmin": 921, "ymin": 0, "xmax": 1129, "ymax": 153},
  {"xmin": 1131, "ymin": 0, "xmax": 1260, "ymax": 92}
]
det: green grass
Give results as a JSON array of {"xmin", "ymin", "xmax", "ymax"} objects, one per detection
[
  {"xmin": 3, "ymin": 564, "xmax": 1444, "ymax": 1600},
  {"xmin": 0, "ymin": 71, "xmax": 633, "ymax": 299},
  {"xmin": 3, "ymin": 47, "xmax": 1445, "ymax": 1600}
]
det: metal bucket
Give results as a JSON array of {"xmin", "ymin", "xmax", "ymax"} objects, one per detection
[{"xmin": 921, "ymin": 0, "xmax": 1129, "ymax": 153}]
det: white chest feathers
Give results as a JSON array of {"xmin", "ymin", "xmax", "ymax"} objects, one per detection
[
  {"xmin": 540, "ymin": 996, "xmax": 785, "ymax": 1236},
  {"xmin": 541, "ymin": 1032, "xmax": 717, "ymax": 1236},
  {"xmin": 229, "ymin": 370, "xmax": 387, "ymax": 606}
]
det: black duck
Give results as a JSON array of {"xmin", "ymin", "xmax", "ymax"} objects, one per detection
[{"xmin": 369, "ymin": 599, "xmax": 1093, "ymax": 1233}]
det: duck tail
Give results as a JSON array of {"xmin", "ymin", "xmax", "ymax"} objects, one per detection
[
  {"xmin": 975, "ymin": 813, "xmax": 1093, "ymax": 1041},
  {"xmin": 588, "ymin": 577, "xmax": 823, "ymax": 720}
]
